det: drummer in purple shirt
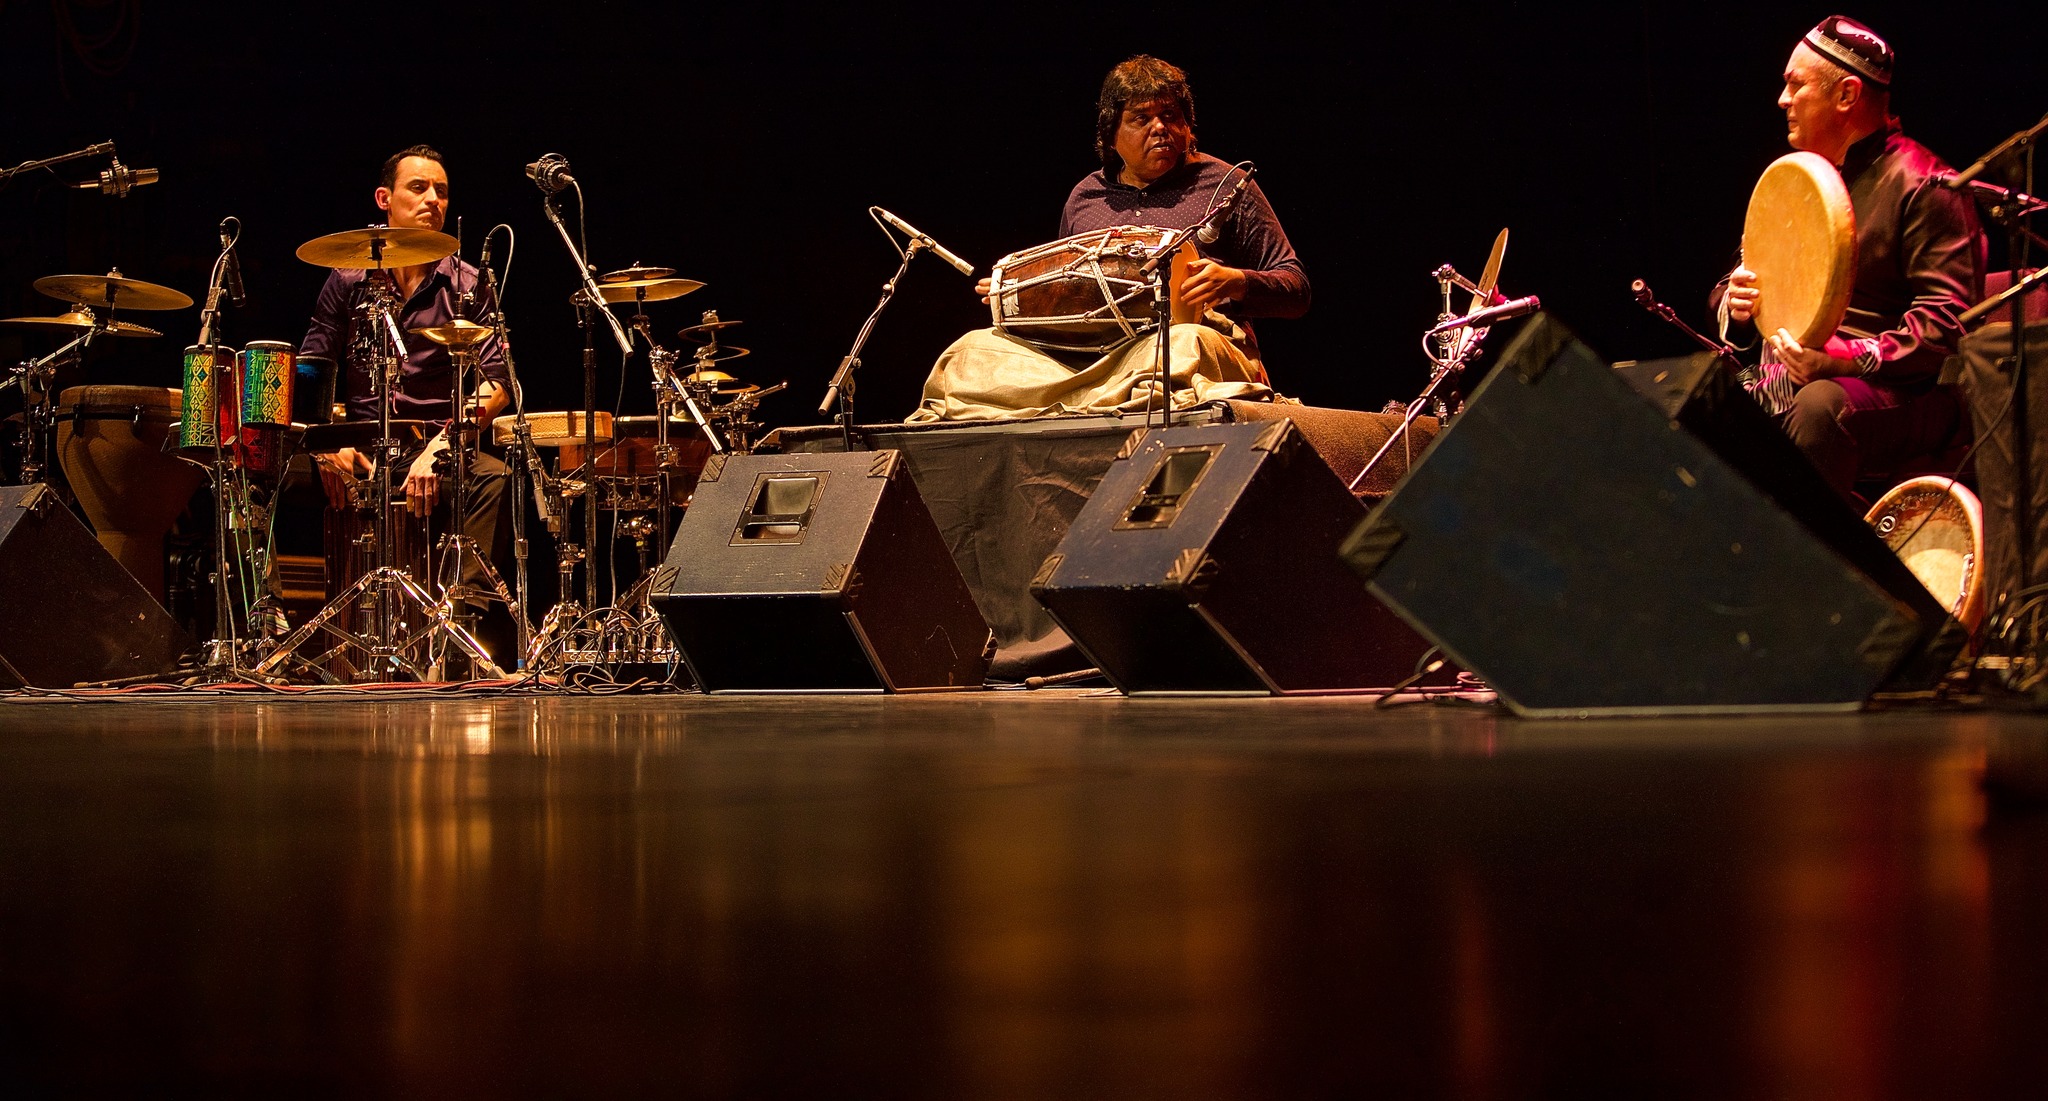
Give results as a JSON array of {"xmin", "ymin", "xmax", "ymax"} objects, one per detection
[
  {"xmin": 914, "ymin": 55, "xmax": 1310, "ymax": 422},
  {"xmin": 300, "ymin": 145, "xmax": 511, "ymax": 517}
]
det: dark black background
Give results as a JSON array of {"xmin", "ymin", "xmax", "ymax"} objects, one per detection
[{"xmin": 5, "ymin": 1, "xmax": 2045, "ymax": 429}]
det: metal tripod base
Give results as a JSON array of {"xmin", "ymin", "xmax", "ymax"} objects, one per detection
[
  {"xmin": 430, "ymin": 531, "xmax": 521, "ymax": 681},
  {"xmin": 254, "ymin": 565, "xmax": 497, "ymax": 683}
]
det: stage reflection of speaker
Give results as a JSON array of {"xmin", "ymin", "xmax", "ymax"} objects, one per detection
[
  {"xmin": 1342, "ymin": 316, "xmax": 1959, "ymax": 717},
  {"xmin": 1030, "ymin": 420, "xmax": 1444, "ymax": 695},
  {"xmin": 649, "ymin": 450, "xmax": 993, "ymax": 693},
  {"xmin": 0, "ymin": 484, "xmax": 194, "ymax": 688}
]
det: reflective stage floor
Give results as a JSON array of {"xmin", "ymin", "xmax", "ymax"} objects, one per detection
[{"xmin": 2, "ymin": 690, "xmax": 2046, "ymax": 1096}]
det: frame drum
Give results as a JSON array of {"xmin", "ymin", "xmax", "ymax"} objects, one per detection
[
  {"xmin": 1742, "ymin": 152, "xmax": 1856, "ymax": 348},
  {"xmin": 1865, "ymin": 475, "xmax": 1987, "ymax": 637},
  {"xmin": 56, "ymin": 385, "xmax": 206, "ymax": 600}
]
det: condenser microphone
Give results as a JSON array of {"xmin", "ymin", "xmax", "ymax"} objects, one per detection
[
  {"xmin": 873, "ymin": 207, "xmax": 975, "ymax": 276},
  {"xmin": 1196, "ymin": 163, "xmax": 1256, "ymax": 244},
  {"xmin": 1427, "ymin": 295, "xmax": 1542, "ymax": 335},
  {"xmin": 525, "ymin": 154, "xmax": 575, "ymax": 195},
  {"xmin": 71, "ymin": 160, "xmax": 158, "ymax": 197},
  {"xmin": 219, "ymin": 219, "xmax": 246, "ymax": 308}
]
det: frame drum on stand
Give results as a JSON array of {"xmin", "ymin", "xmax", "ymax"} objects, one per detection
[
  {"xmin": 1867, "ymin": 476, "xmax": 1988, "ymax": 640},
  {"xmin": 56, "ymin": 385, "xmax": 205, "ymax": 601}
]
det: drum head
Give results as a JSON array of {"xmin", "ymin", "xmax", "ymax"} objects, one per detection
[
  {"xmin": 1865, "ymin": 475, "xmax": 1986, "ymax": 635},
  {"xmin": 1742, "ymin": 152, "xmax": 1856, "ymax": 348}
]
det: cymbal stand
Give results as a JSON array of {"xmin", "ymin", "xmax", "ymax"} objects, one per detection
[
  {"xmin": 417, "ymin": 342, "xmax": 513, "ymax": 680},
  {"xmin": 6, "ymin": 324, "xmax": 95, "ymax": 487},
  {"xmin": 257, "ymin": 264, "xmax": 485, "ymax": 681},
  {"xmin": 1347, "ymin": 265, "xmax": 1496, "ymax": 495}
]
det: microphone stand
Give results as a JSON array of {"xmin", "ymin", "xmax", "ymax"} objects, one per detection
[
  {"xmin": 0, "ymin": 140, "xmax": 116, "ymax": 186},
  {"xmin": 1631, "ymin": 278, "xmax": 1746, "ymax": 370},
  {"xmin": 820, "ymin": 237, "xmax": 926, "ymax": 453},
  {"xmin": 1347, "ymin": 265, "xmax": 1510, "ymax": 495},
  {"xmin": 538, "ymin": 186, "xmax": 626, "ymax": 614},
  {"xmin": 1139, "ymin": 167, "xmax": 1251, "ymax": 430},
  {"xmin": 1952, "ymin": 120, "xmax": 2040, "ymax": 605},
  {"xmin": 476, "ymin": 232, "xmax": 539, "ymax": 667}
]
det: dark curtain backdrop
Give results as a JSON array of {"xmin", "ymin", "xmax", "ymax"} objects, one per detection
[{"xmin": 5, "ymin": 1, "xmax": 2045, "ymax": 430}]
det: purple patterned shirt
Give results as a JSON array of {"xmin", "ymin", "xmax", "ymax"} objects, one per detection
[{"xmin": 299, "ymin": 255, "xmax": 508, "ymax": 423}]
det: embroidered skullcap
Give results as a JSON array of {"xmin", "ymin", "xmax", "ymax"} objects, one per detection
[{"xmin": 1804, "ymin": 15, "xmax": 1893, "ymax": 87}]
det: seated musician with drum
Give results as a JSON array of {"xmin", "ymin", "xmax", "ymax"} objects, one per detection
[
  {"xmin": 298, "ymin": 145, "xmax": 513, "ymax": 614},
  {"xmin": 1714, "ymin": 16, "xmax": 1983, "ymax": 500},
  {"xmin": 909, "ymin": 55, "xmax": 1310, "ymax": 421}
]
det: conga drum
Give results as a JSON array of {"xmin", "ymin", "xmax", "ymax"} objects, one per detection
[
  {"xmin": 988, "ymin": 225, "xmax": 1198, "ymax": 355},
  {"xmin": 55, "ymin": 385, "xmax": 205, "ymax": 600},
  {"xmin": 1866, "ymin": 476, "xmax": 1987, "ymax": 639}
]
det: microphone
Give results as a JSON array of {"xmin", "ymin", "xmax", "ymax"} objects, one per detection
[
  {"xmin": 1428, "ymin": 295, "xmax": 1541, "ymax": 335},
  {"xmin": 71, "ymin": 160, "xmax": 158, "ymax": 197},
  {"xmin": 1631, "ymin": 279, "xmax": 1655, "ymax": 308},
  {"xmin": 1197, "ymin": 164, "xmax": 1256, "ymax": 244},
  {"xmin": 218, "ymin": 219, "xmax": 246, "ymax": 308},
  {"xmin": 874, "ymin": 207, "xmax": 975, "ymax": 277},
  {"xmin": 525, "ymin": 153, "xmax": 575, "ymax": 195}
]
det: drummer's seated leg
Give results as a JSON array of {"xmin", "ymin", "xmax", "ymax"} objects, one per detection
[
  {"xmin": 452, "ymin": 453, "xmax": 512, "ymax": 599},
  {"xmin": 1784, "ymin": 378, "xmax": 1962, "ymax": 502}
]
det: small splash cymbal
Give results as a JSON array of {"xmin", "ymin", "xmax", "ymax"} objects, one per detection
[
  {"xmin": 600, "ymin": 263, "xmax": 676, "ymax": 283},
  {"xmin": 33, "ymin": 271, "xmax": 192, "ymax": 311},
  {"xmin": 677, "ymin": 318, "xmax": 743, "ymax": 343}
]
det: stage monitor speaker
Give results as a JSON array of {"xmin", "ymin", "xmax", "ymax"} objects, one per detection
[
  {"xmin": 648, "ymin": 450, "xmax": 993, "ymax": 693},
  {"xmin": 1340, "ymin": 315, "xmax": 1957, "ymax": 717},
  {"xmin": 0, "ymin": 484, "xmax": 194, "ymax": 688},
  {"xmin": 1029, "ymin": 419, "xmax": 1443, "ymax": 695}
]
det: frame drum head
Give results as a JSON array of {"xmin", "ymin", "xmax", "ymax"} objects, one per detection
[
  {"xmin": 1742, "ymin": 151, "xmax": 1856, "ymax": 348},
  {"xmin": 1865, "ymin": 475, "xmax": 1986, "ymax": 636}
]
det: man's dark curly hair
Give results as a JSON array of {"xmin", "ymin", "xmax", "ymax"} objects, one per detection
[
  {"xmin": 379, "ymin": 144, "xmax": 446, "ymax": 191},
  {"xmin": 1093, "ymin": 55, "xmax": 1197, "ymax": 177}
]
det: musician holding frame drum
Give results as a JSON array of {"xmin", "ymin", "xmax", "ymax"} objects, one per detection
[
  {"xmin": 909, "ymin": 55, "xmax": 1310, "ymax": 422},
  {"xmin": 1713, "ymin": 15, "xmax": 1984, "ymax": 501}
]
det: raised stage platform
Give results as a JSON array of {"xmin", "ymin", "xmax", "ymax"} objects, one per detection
[{"xmin": 3, "ymin": 688, "xmax": 2046, "ymax": 1095}]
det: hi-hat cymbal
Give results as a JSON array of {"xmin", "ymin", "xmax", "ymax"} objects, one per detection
[
  {"xmin": 1, "ymin": 311, "xmax": 162, "ymax": 338},
  {"xmin": 600, "ymin": 263, "xmax": 676, "ymax": 283},
  {"xmin": 677, "ymin": 318, "xmax": 743, "ymax": 343},
  {"xmin": 578, "ymin": 277, "xmax": 705, "ymax": 305},
  {"xmin": 409, "ymin": 319, "xmax": 494, "ymax": 347},
  {"xmin": 33, "ymin": 271, "xmax": 192, "ymax": 311},
  {"xmin": 688, "ymin": 370, "xmax": 761, "ymax": 397},
  {"xmin": 296, "ymin": 226, "xmax": 459, "ymax": 269}
]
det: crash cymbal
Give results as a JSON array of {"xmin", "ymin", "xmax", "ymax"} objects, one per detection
[
  {"xmin": 600, "ymin": 263, "xmax": 676, "ymax": 283},
  {"xmin": 409, "ymin": 319, "xmax": 494, "ymax": 347},
  {"xmin": 33, "ymin": 271, "xmax": 193, "ymax": 311},
  {"xmin": 578, "ymin": 277, "xmax": 705, "ymax": 306},
  {"xmin": 1, "ymin": 311, "xmax": 162, "ymax": 338},
  {"xmin": 677, "ymin": 318, "xmax": 744, "ymax": 343},
  {"xmin": 296, "ymin": 226, "xmax": 459, "ymax": 270}
]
